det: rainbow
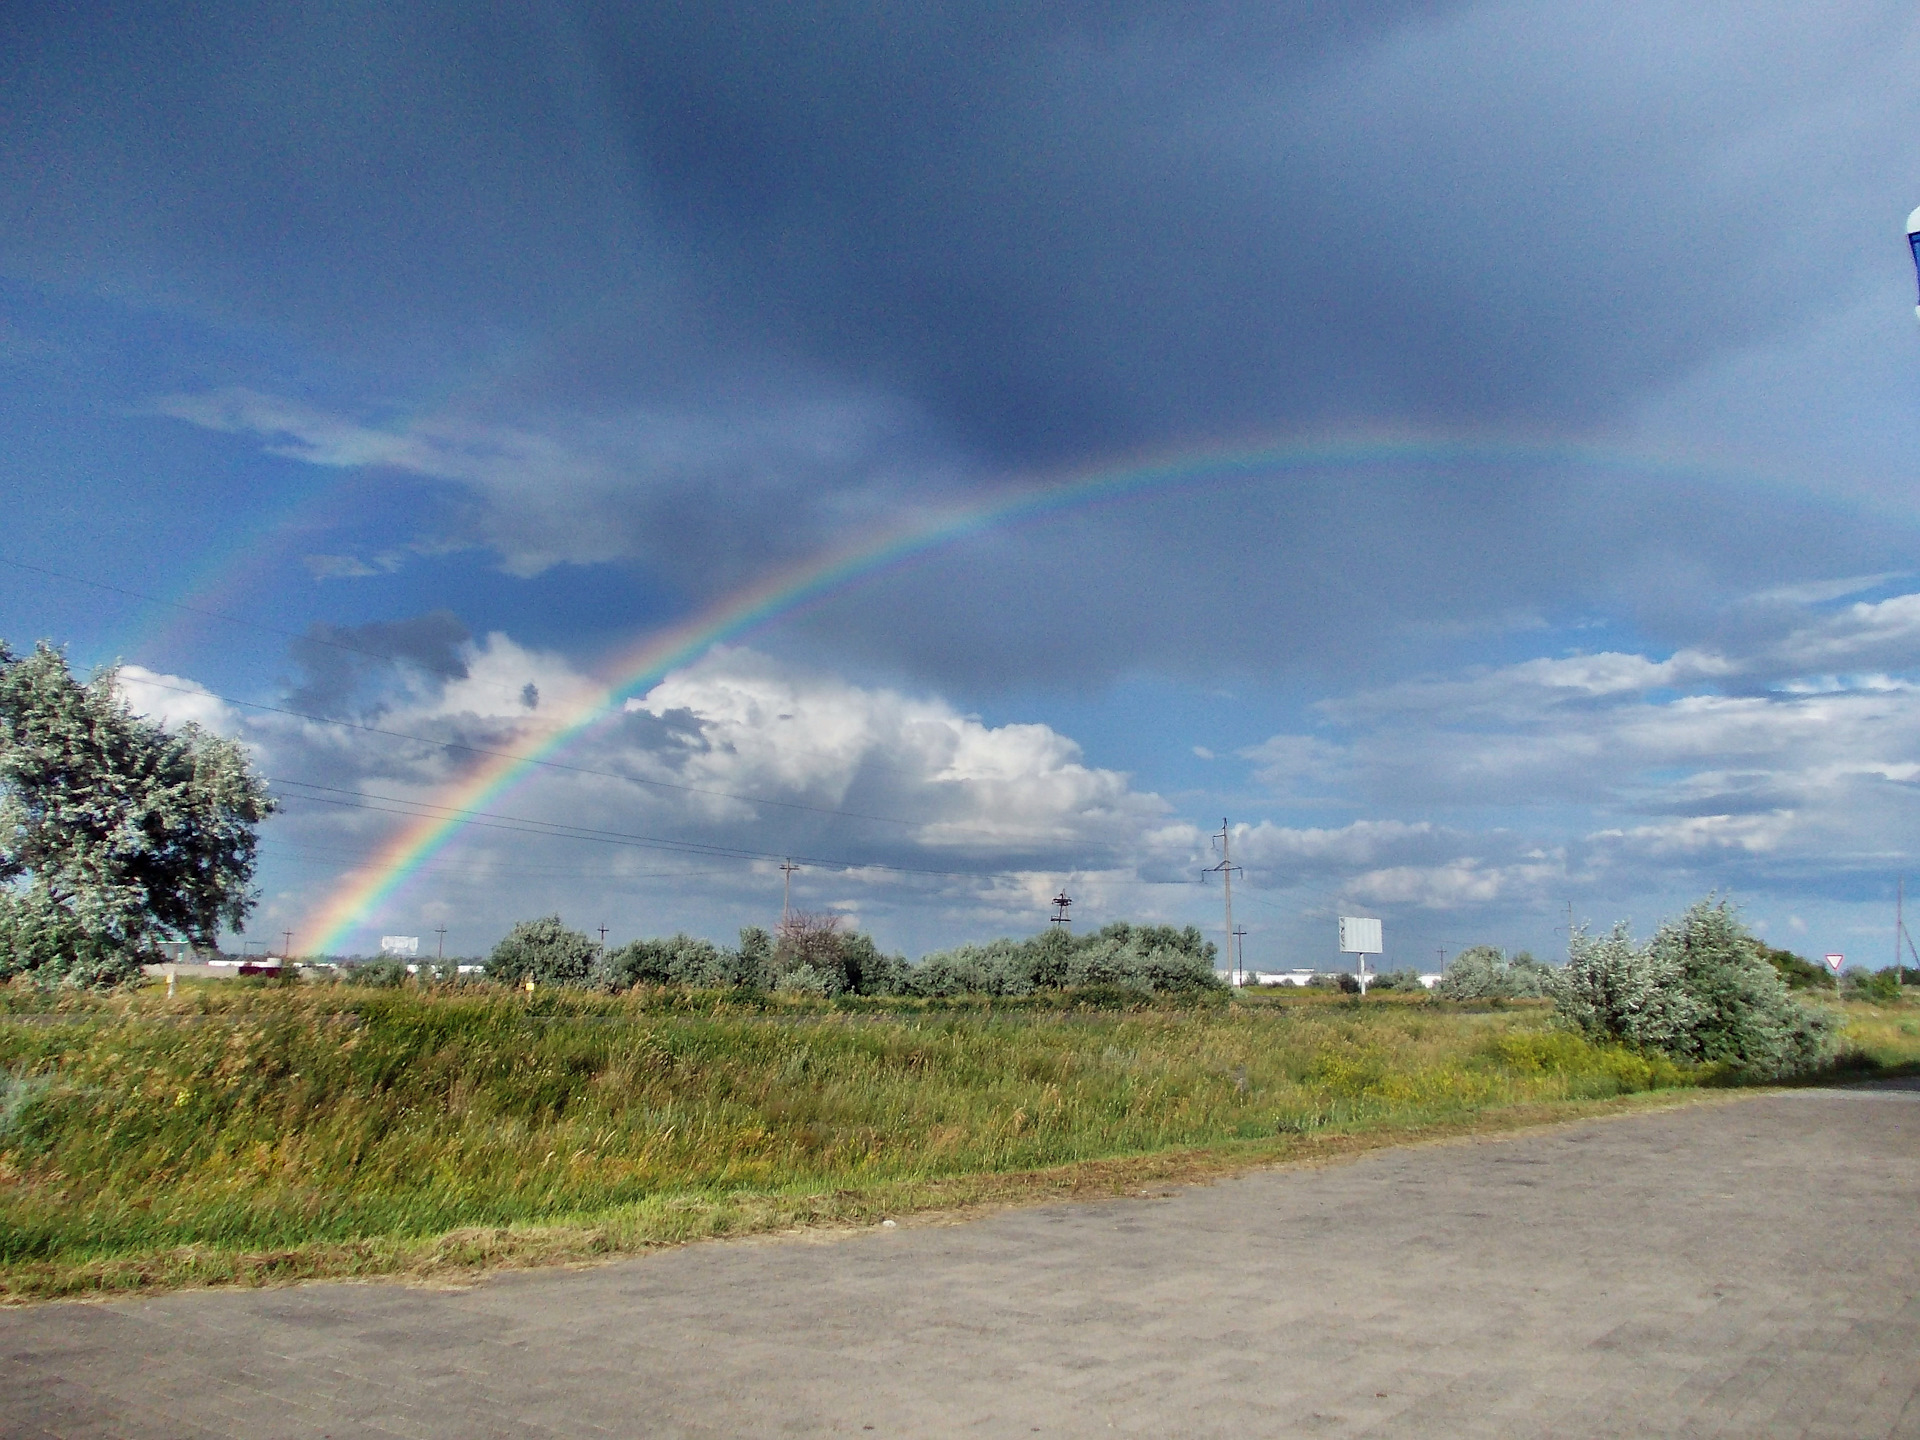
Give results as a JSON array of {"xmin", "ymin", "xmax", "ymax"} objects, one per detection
[{"xmin": 297, "ymin": 433, "xmax": 1743, "ymax": 952}]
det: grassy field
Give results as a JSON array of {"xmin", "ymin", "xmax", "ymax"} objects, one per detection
[{"xmin": 1, "ymin": 981, "xmax": 1913, "ymax": 1302}]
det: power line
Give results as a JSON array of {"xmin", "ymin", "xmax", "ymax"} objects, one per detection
[
  {"xmin": 0, "ymin": 553, "xmax": 419, "ymax": 664},
  {"xmin": 273, "ymin": 786, "xmax": 800, "ymax": 865},
  {"xmin": 13, "ymin": 553, "xmax": 1134, "ymax": 849},
  {"xmin": 255, "ymin": 838, "xmax": 739, "ymax": 885},
  {"xmin": 135, "ymin": 675, "xmax": 1091, "ymax": 846},
  {"xmin": 9, "ymin": 553, "xmax": 1076, "ymax": 836},
  {"xmin": 269, "ymin": 777, "xmax": 1092, "ymax": 884},
  {"xmin": 266, "ymin": 777, "xmax": 1212, "ymax": 901},
  {"xmin": 7, "ymin": 555, "xmax": 1236, "ymax": 904},
  {"xmin": 153, "ymin": 679, "xmax": 935, "ymax": 827}
]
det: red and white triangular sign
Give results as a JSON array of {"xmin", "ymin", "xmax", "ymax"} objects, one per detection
[{"xmin": 1824, "ymin": 953, "xmax": 1845, "ymax": 974}]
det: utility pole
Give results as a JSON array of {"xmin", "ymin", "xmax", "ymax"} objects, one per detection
[
  {"xmin": 780, "ymin": 859, "xmax": 800, "ymax": 929},
  {"xmin": 1436, "ymin": 946, "xmax": 1446, "ymax": 977},
  {"xmin": 1050, "ymin": 890, "xmax": 1073, "ymax": 929},
  {"xmin": 282, "ymin": 930, "xmax": 293, "ymax": 960},
  {"xmin": 1233, "ymin": 927, "xmax": 1248, "ymax": 987},
  {"xmin": 1899, "ymin": 877, "xmax": 1919, "ymax": 981},
  {"xmin": 435, "ymin": 925, "xmax": 447, "ymax": 959},
  {"xmin": 1203, "ymin": 819, "xmax": 1240, "ymax": 987},
  {"xmin": 598, "ymin": 924, "xmax": 609, "ymax": 949}
]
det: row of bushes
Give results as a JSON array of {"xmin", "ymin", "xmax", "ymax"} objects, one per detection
[
  {"xmin": 381, "ymin": 898, "xmax": 1856, "ymax": 1078},
  {"xmin": 479, "ymin": 914, "xmax": 1225, "ymax": 998},
  {"xmin": 1347, "ymin": 901, "xmax": 1855, "ymax": 1080}
]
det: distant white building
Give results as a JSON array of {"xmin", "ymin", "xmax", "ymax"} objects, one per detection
[{"xmin": 1221, "ymin": 969, "xmax": 1448, "ymax": 990}]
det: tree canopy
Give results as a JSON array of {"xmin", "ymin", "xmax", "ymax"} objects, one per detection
[{"xmin": 0, "ymin": 641, "xmax": 275, "ymax": 985}]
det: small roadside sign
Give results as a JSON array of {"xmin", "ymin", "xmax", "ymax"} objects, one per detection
[{"xmin": 1823, "ymin": 952, "xmax": 1845, "ymax": 974}]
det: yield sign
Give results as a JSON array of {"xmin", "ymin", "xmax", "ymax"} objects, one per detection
[{"xmin": 1824, "ymin": 953, "xmax": 1845, "ymax": 974}]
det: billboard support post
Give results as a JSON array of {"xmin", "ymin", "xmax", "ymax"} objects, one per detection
[{"xmin": 1339, "ymin": 916, "xmax": 1383, "ymax": 994}]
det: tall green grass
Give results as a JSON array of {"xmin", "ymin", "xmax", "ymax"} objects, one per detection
[{"xmin": 0, "ymin": 982, "xmax": 1909, "ymax": 1299}]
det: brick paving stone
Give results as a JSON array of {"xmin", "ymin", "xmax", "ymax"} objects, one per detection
[{"xmin": 3, "ymin": 1080, "xmax": 1918, "ymax": 1438}]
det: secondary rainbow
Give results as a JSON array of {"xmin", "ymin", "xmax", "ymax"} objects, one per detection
[{"xmin": 298, "ymin": 433, "xmax": 1748, "ymax": 952}]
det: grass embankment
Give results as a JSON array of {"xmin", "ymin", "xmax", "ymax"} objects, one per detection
[{"xmin": 0, "ymin": 983, "xmax": 1912, "ymax": 1302}]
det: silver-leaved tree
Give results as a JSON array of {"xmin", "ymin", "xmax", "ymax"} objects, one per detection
[{"xmin": 0, "ymin": 641, "xmax": 276, "ymax": 986}]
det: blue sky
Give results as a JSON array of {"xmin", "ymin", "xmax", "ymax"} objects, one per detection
[{"xmin": 6, "ymin": 1, "xmax": 1920, "ymax": 967}]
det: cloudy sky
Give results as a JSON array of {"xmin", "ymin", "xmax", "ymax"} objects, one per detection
[{"xmin": 6, "ymin": 2, "xmax": 1920, "ymax": 967}]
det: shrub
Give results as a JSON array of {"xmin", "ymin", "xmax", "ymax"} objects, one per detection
[
  {"xmin": 1437, "ymin": 946, "xmax": 1552, "ymax": 1000},
  {"xmin": 1555, "ymin": 921, "xmax": 1706, "ymax": 1056},
  {"xmin": 1760, "ymin": 945, "xmax": 1836, "ymax": 992},
  {"xmin": 1364, "ymin": 968, "xmax": 1426, "ymax": 993},
  {"xmin": 341, "ymin": 957, "xmax": 409, "ymax": 988},
  {"xmin": 773, "ymin": 912, "xmax": 852, "ymax": 995},
  {"xmin": 1844, "ymin": 968, "xmax": 1902, "ymax": 1005},
  {"xmin": 1553, "ymin": 899, "xmax": 1835, "ymax": 1078},
  {"xmin": 601, "ymin": 933, "xmax": 727, "ymax": 989},
  {"xmin": 775, "ymin": 962, "xmax": 833, "ymax": 997},
  {"xmin": 484, "ymin": 915, "xmax": 600, "ymax": 985},
  {"xmin": 903, "ymin": 923, "xmax": 1223, "ymax": 997}
]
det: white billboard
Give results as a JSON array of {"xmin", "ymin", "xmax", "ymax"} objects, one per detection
[
  {"xmin": 380, "ymin": 935, "xmax": 420, "ymax": 957},
  {"xmin": 1338, "ymin": 916, "xmax": 1382, "ymax": 955}
]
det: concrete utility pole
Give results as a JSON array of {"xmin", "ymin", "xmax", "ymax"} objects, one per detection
[
  {"xmin": 282, "ymin": 930, "xmax": 293, "ymax": 960},
  {"xmin": 780, "ymin": 859, "xmax": 800, "ymax": 928},
  {"xmin": 435, "ymin": 925, "xmax": 447, "ymax": 959},
  {"xmin": 1233, "ymin": 927, "xmax": 1248, "ymax": 987},
  {"xmin": 1050, "ymin": 890, "xmax": 1073, "ymax": 929},
  {"xmin": 1203, "ymin": 820, "xmax": 1241, "ymax": 986},
  {"xmin": 1898, "ymin": 877, "xmax": 1918, "ymax": 980}
]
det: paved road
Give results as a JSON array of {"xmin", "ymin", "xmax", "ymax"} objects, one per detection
[{"xmin": 6, "ymin": 1083, "xmax": 1918, "ymax": 1439}]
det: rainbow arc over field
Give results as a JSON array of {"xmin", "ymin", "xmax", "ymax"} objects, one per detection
[{"xmin": 298, "ymin": 434, "xmax": 1730, "ymax": 952}]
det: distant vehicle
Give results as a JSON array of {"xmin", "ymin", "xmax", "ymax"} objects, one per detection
[{"xmin": 1909, "ymin": 206, "xmax": 1920, "ymax": 320}]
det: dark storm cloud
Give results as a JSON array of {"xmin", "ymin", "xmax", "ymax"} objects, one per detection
[
  {"xmin": 9, "ymin": 3, "xmax": 1908, "ymax": 440},
  {"xmin": 781, "ymin": 461, "xmax": 1920, "ymax": 693},
  {"xmin": 7, "ymin": 1, "xmax": 1918, "ymax": 688},
  {"xmin": 286, "ymin": 610, "xmax": 470, "ymax": 716}
]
